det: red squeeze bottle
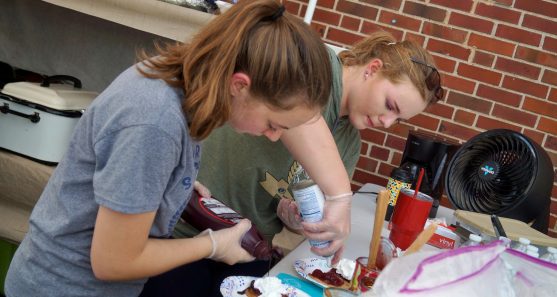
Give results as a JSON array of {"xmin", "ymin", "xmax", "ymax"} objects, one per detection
[{"xmin": 182, "ymin": 191, "xmax": 274, "ymax": 260}]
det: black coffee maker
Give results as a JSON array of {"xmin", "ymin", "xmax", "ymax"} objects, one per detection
[{"xmin": 399, "ymin": 131, "xmax": 459, "ymax": 218}]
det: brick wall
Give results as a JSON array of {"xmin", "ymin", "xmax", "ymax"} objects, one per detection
[{"xmin": 285, "ymin": 0, "xmax": 557, "ymax": 237}]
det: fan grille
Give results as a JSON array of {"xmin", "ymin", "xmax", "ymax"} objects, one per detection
[{"xmin": 446, "ymin": 131, "xmax": 537, "ymax": 214}]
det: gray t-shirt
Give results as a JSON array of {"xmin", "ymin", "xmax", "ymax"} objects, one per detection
[{"xmin": 5, "ymin": 65, "xmax": 201, "ymax": 296}]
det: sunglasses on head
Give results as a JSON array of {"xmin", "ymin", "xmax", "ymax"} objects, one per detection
[{"xmin": 410, "ymin": 57, "xmax": 444, "ymax": 102}]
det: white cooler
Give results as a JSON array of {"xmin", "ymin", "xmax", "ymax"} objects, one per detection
[{"xmin": 0, "ymin": 76, "xmax": 98, "ymax": 164}]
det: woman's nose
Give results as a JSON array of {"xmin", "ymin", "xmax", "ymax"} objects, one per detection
[
  {"xmin": 263, "ymin": 129, "xmax": 282, "ymax": 142},
  {"xmin": 380, "ymin": 114, "xmax": 398, "ymax": 128}
]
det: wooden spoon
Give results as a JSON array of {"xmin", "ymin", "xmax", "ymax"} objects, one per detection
[
  {"xmin": 404, "ymin": 223, "xmax": 438, "ymax": 256},
  {"xmin": 367, "ymin": 190, "xmax": 389, "ymax": 269}
]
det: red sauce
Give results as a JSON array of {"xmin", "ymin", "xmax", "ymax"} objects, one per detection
[{"xmin": 309, "ymin": 268, "xmax": 345, "ymax": 287}]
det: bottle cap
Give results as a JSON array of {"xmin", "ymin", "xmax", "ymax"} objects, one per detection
[
  {"xmin": 547, "ymin": 247, "xmax": 557, "ymax": 254},
  {"xmin": 390, "ymin": 167, "xmax": 412, "ymax": 182},
  {"xmin": 518, "ymin": 237, "xmax": 531, "ymax": 245},
  {"xmin": 526, "ymin": 245, "xmax": 539, "ymax": 253},
  {"xmin": 469, "ymin": 234, "xmax": 482, "ymax": 242}
]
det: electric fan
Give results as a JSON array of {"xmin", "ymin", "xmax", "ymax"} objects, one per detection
[{"xmin": 445, "ymin": 129, "xmax": 554, "ymax": 232}]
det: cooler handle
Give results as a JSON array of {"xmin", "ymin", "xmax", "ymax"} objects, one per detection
[
  {"xmin": 0, "ymin": 103, "xmax": 41, "ymax": 123},
  {"xmin": 40, "ymin": 75, "xmax": 82, "ymax": 89}
]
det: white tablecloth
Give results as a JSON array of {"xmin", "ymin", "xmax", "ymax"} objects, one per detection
[{"xmin": 269, "ymin": 183, "xmax": 456, "ymax": 276}]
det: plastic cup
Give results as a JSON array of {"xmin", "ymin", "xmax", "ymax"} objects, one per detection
[{"xmin": 388, "ymin": 188, "xmax": 433, "ymax": 250}]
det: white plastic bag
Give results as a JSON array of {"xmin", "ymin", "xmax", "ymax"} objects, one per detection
[{"xmin": 366, "ymin": 241, "xmax": 557, "ymax": 297}]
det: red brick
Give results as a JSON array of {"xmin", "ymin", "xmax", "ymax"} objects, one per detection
[
  {"xmin": 447, "ymin": 92, "xmax": 493, "ymax": 114},
  {"xmin": 476, "ymin": 84, "xmax": 523, "ymax": 107},
  {"xmin": 407, "ymin": 113, "xmax": 440, "ymax": 131},
  {"xmin": 454, "ymin": 110, "xmax": 476, "ymax": 126},
  {"xmin": 361, "ymin": 0, "xmax": 403, "ymax": 11},
  {"xmin": 361, "ymin": 22, "xmax": 404, "ymax": 40},
  {"xmin": 523, "ymin": 129, "xmax": 545, "ymax": 146},
  {"xmin": 378, "ymin": 162, "xmax": 396, "ymax": 177},
  {"xmin": 495, "ymin": 57, "xmax": 542, "ymax": 80},
  {"xmin": 522, "ymin": 14, "xmax": 557, "ymax": 35},
  {"xmin": 403, "ymin": 2, "xmax": 446, "ymax": 22},
  {"xmin": 542, "ymin": 70, "xmax": 557, "ymax": 86},
  {"xmin": 360, "ymin": 141, "xmax": 369, "ymax": 155},
  {"xmin": 422, "ymin": 22, "xmax": 467, "ymax": 44},
  {"xmin": 356, "ymin": 156, "xmax": 379, "ymax": 172},
  {"xmin": 550, "ymin": 88, "xmax": 557, "ymax": 103},
  {"xmin": 524, "ymin": 97, "xmax": 557, "ymax": 118},
  {"xmin": 340, "ymin": 15, "xmax": 361, "ymax": 32},
  {"xmin": 438, "ymin": 121, "xmax": 480, "ymax": 141},
  {"xmin": 473, "ymin": 51, "xmax": 496, "ymax": 67},
  {"xmin": 469, "ymin": 33, "xmax": 515, "ymax": 57},
  {"xmin": 378, "ymin": 11, "xmax": 422, "ymax": 31},
  {"xmin": 549, "ymin": 229, "xmax": 557, "ymax": 239},
  {"xmin": 476, "ymin": 116, "xmax": 521, "ymax": 132},
  {"xmin": 502, "ymin": 76, "xmax": 549, "ymax": 99},
  {"xmin": 313, "ymin": 8, "xmax": 341, "ymax": 26},
  {"xmin": 432, "ymin": 55, "xmax": 457, "ymax": 73},
  {"xmin": 495, "ymin": 24, "xmax": 542, "ymax": 47},
  {"xmin": 428, "ymin": 39, "xmax": 471, "ymax": 61},
  {"xmin": 337, "ymin": 0, "xmax": 379, "ymax": 20},
  {"xmin": 425, "ymin": 102, "xmax": 454, "ymax": 119},
  {"xmin": 430, "ymin": 0, "xmax": 474, "ymax": 12},
  {"xmin": 284, "ymin": 1, "xmax": 301, "ymax": 15},
  {"xmin": 449, "ymin": 12, "xmax": 494, "ymax": 34},
  {"xmin": 370, "ymin": 145, "xmax": 390, "ymax": 161},
  {"xmin": 352, "ymin": 170, "xmax": 388, "ymax": 186},
  {"xmin": 515, "ymin": 0, "xmax": 557, "ymax": 19},
  {"xmin": 457, "ymin": 63, "xmax": 502, "ymax": 86},
  {"xmin": 326, "ymin": 27, "xmax": 365, "ymax": 46},
  {"xmin": 492, "ymin": 104, "xmax": 537, "ymax": 127},
  {"xmin": 544, "ymin": 36, "xmax": 557, "ymax": 53},
  {"xmin": 317, "ymin": 0, "xmax": 335, "ymax": 9},
  {"xmin": 392, "ymin": 151, "xmax": 403, "ymax": 166},
  {"xmin": 516, "ymin": 46, "xmax": 557, "ymax": 69},
  {"xmin": 360, "ymin": 129, "xmax": 386, "ymax": 145},
  {"xmin": 443, "ymin": 74, "xmax": 475, "ymax": 94},
  {"xmin": 385, "ymin": 134, "xmax": 407, "ymax": 151},
  {"xmin": 474, "ymin": 2, "xmax": 520, "ymax": 24},
  {"xmin": 404, "ymin": 32, "xmax": 425, "ymax": 46},
  {"xmin": 384, "ymin": 122, "xmax": 412, "ymax": 138},
  {"xmin": 546, "ymin": 135, "xmax": 557, "ymax": 151},
  {"xmin": 538, "ymin": 117, "xmax": 557, "ymax": 135}
]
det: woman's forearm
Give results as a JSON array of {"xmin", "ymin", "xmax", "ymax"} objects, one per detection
[
  {"xmin": 91, "ymin": 206, "xmax": 212, "ymax": 281},
  {"xmin": 281, "ymin": 116, "xmax": 352, "ymax": 195}
]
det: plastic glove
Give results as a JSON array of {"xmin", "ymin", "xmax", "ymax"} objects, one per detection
[
  {"xmin": 301, "ymin": 193, "xmax": 352, "ymax": 265},
  {"xmin": 194, "ymin": 181, "xmax": 212, "ymax": 198},
  {"xmin": 276, "ymin": 198, "xmax": 303, "ymax": 233},
  {"xmin": 196, "ymin": 219, "xmax": 255, "ymax": 265}
]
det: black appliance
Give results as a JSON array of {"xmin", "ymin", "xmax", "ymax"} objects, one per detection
[
  {"xmin": 445, "ymin": 129, "xmax": 554, "ymax": 232},
  {"xmin": 400, "ymin": 130, "xmax": 459, "ymax": 218}
]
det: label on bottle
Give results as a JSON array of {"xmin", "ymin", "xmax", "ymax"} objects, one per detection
[
  {"xmin": 200, "ymin": 197, "xmax": 243, "ymax": 224},
  {"xmin": 292, "ymin": 183, "xmax": 330, "ymax": 249}
]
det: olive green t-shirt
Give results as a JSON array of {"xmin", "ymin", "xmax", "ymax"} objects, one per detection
[{"xmin": 174, "ymin": 48, "xmax": 361, "ymax": 242}]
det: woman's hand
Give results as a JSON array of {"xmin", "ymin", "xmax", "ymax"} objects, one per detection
[
  {"xmin": 194, "ymin": 181, "xmax": 212, "ymax": 197},
  {"xmin": 301, "ymin": 193, "xmax": 352, "ymax": 264},
  {"xmin": 197, "ymin": 219, "xmax": 255, "ymax": 265},
  {"xmin": 277, "ymin": 198, "xmax": 303, "ymax": 233}
]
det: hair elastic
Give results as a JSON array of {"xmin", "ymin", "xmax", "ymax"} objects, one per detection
[
  {"xmin": 263, "ymin": 5, "xmax": 285, "ymax": 22},
  {"xmin": 387, "ymin": 42, "xmax": 396, "ymax": 45}
]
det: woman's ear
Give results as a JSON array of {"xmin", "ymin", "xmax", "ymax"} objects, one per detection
[
  {"xmin": 230, "ymin": 72, "xmax": 251, "ymax": 98},
  {"xmin": 365, "ymin": 58, "xmax": 384, "ymax": 76}
]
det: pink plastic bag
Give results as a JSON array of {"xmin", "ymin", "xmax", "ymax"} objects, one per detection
[{"xmin": 368, "ymin": 241, "xmax": 557, "ymax": 297}]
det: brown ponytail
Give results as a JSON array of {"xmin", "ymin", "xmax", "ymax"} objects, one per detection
[{"xmin": 138, "ymin": 0, "xmax": 332, "ymax": 140}]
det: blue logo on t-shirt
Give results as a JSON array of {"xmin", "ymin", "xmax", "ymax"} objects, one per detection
[{"xmin": 182, "ymin": 177, "xmax": 192, "ymax": 190}]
